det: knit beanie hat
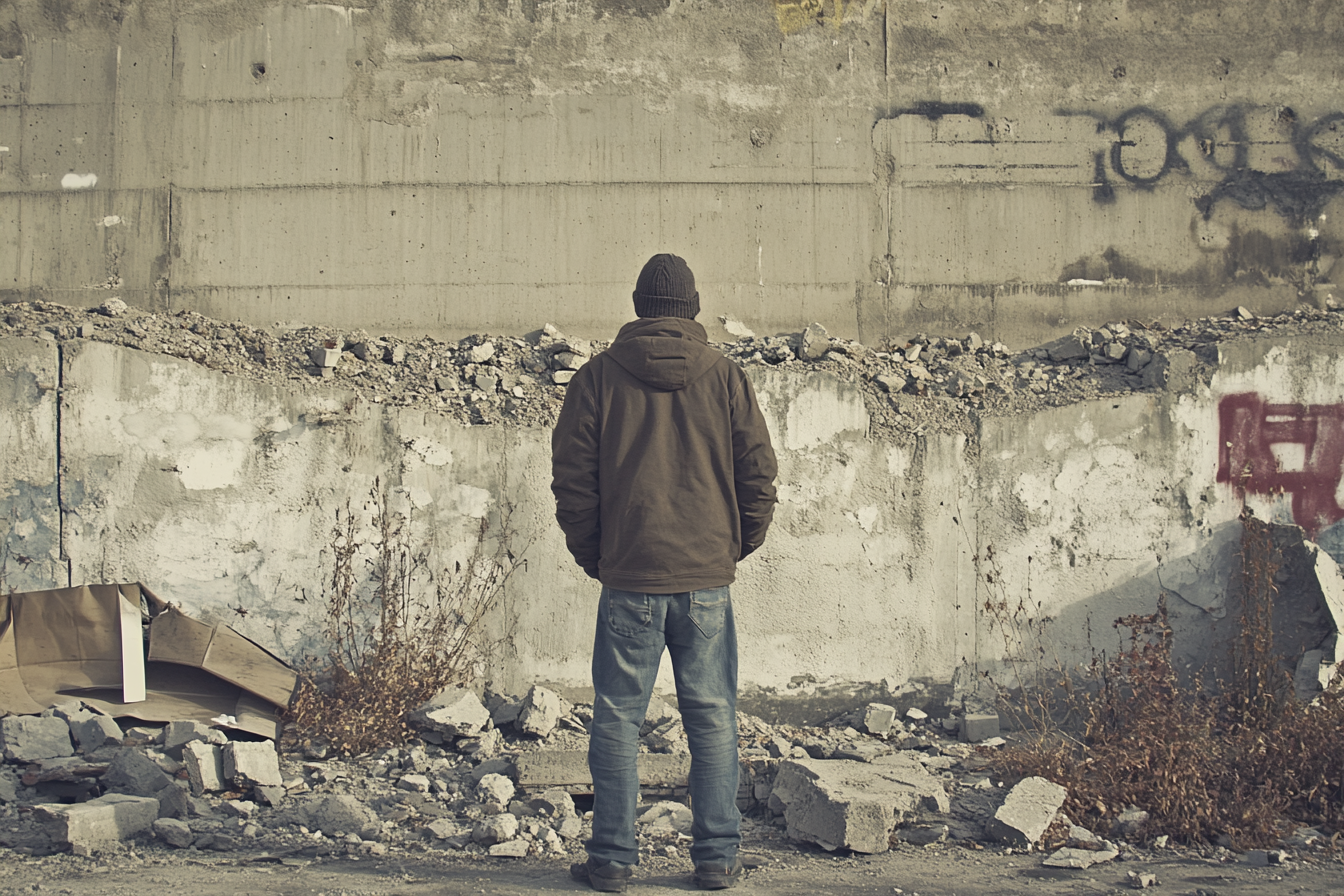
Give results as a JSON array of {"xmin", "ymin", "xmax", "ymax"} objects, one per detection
[{"xmin": 633, "ymin": 253, "xmax": 700, "ymax": 320}]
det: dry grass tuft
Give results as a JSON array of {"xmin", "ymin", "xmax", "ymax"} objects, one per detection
[{"xmin": 286, "ymin": 481, "xmax": 525, "ymax": 755}]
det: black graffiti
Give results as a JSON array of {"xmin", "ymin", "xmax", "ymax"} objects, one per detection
[
  {"xmin": 1084, "ymin": 103, "xmax": 1344, "ymax": 222},
  {"xmin": 882, "ymin": 101, "xmax": 985, "ymax": 121}
]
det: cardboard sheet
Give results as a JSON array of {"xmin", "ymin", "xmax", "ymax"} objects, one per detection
[{"xmin": 0, "ymin": 583, "xmax": 289, "ymax": 740}]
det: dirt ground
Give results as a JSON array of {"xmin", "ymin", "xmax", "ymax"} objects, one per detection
[{"xmin": 1, "ymin": 827, "xmax": 1340, "ymax": 896}]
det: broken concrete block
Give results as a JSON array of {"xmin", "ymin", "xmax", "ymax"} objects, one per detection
[
  {"xmin": 769, "ymin": 756, "xmax": 950, "ymax": 854},
  {"xmin": 472, "ymin": 812, "xmax": 519, "ymax": 845},
  {"xmin": 68, "ymin": 714, "xmax": 123, "ymax": 752},
  {"xmin": 301, "ymin": 794, "xmax": 381, "ymax": 840},
  {"xmin": 309, "ymin": 346, "xmax": 340, "ymax": 368},
  {"xmin": 34, "ymin": 793, "xmax": 159, "ymax": 853},
  {"xmin": 517, "ymin": 685, "xmax": 563, "ymax": 738},
  {"xmin": 638, "ymin": 801, "xmax": 693, "ymax": 835},
  {"xmin": 162, "ymin": 720, "xmax": 214, "ymax": 758},
  {"xmin": 476, "ymin": 772, "xmax": 515, "ymax": 805},
  {"xmin": 254, "ymin": 784, "xmax": 286, "ymax": 807},
  {"xmin": 960, "ymin": 712, "xmax": 1001, "ymax": 743},
  {"xmin": 398, "ymin": 774, "xmax": 431, "ymax": 793},
  {"xmin": 489, "ymin": 838, "xmax": 530, "ymax": 857},
  {"xmin": 801, "ymin": 323, "xmax": 830, "ymax": 360},
  {"xmin": 155, "ymin": 783, "xmax": 190, "ymax": 820},
  {"xmin": 0, "ymin": 770, "xmax": 18, "ymax": 803},
  {"xmin": 643, "ymin": 719, "xmax": 689, "ymax": 753},
  {"xmin": 410, "ymin": 687, "xmax": 491, "ymax": 738},
  {"xmin": 1044, "ymin": 845, "xmax": 1119, "ymax": 868},
  {"xmin": 1044, "ymin": 334, "xmax": 1089, "ymax": 362},
  {"xmin": 640, "ymin": 694, "xmax": 680, "ymax": 736},
  {"xmin": 1114, "ymin": 805, "xmax": 1150, "ymax": 838},
  {"xmin": 153, "ymin": 816, "xmax": 194, "ymax": 848},
  {"xmin": 425, "ymin": 818, "xmax": 466, "ymax": 840},
  {"xmin": 862, "ymin": 704, "xmax": 897, "ymax": 737},
  {"xmin": 528, "ymin": 788, "xmax": 576, "ymax": 820},
  {"xmin": 183, "ymin": 742, "xmax": 226, "ymax": 794},
  {"xmin": 558, "ymin": 816, "xmax": 584, "ymax": 840},
  {"xmin": 515, "ymin": 749, "xmax": 689, "ymax": 787},
  {"xmin": 224, "ymin": 741, "xmax": 282, "ymax": 788},
  {"xmin": 986, "ymin": 776, "xmax": 1067, "ymax": 846},
  {"xmin": 102, "ymin": 748, "xmax": 173, "ymax": 797},
  {"xmin": 894, "ymin": 823, "xmax": 948, "ymax": 845},
  {"xmin": 0, "ymin": 715, "xmax": 74, "ymax": 762}
]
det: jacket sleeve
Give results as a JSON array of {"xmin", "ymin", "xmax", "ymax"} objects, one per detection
[
  {"xmin": 731, "ymin": 371, "xmax": 778, "ymax": 561},
  {"xmin": 551, "ymin": 365, "xmax": 602, "ymax": 579}
]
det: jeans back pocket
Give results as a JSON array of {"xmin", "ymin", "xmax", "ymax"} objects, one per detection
[
  {"xmin": 687, "ymin": 587, "xmax": 729, "ymax": 639},
  {"xmin": 605, "ymin": 588, "xmax": 652, "ymax": 637}
]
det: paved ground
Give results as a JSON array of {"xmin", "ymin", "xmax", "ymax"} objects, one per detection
[{"xmin": 1, "ymin": 836, "xmax": 1340, "ymax": 896}]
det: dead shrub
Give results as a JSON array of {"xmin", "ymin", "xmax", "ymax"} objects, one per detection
[
  {"xmin": 989, "ymin": 512, "xmax": 1344, "ymax": 847},
  {"xmin": 285, "ymin": 480, "xmax": 525, "ymax": 755}
]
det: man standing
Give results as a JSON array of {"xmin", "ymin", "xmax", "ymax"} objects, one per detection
[{"xmin": 551, "ymin": 254, "xmax": 778, "ymax": 892}]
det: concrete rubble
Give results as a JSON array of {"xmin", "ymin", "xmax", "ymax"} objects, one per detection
[
  {"xmin": 3, "ymin": 299, "xmax": 1344, "ymax": 438},
  {"xmin": 0, "ymin": 681, "xmax": 1339, "ymax": 877}
]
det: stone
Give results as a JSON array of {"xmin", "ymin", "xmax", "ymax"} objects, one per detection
[
  {"xmin": 874, "ymin": 373, "xmax": 907, "ymax": 394},
  {"xmin": 640, "ymin": 695, "xmax": 680, "ymax": 736},
  {"xmin": 302, "ymin": 794, "xmax": 381, "ymax": 840},
  {"xmin": 1044, "ymin": 334, "xmax": 1089, "ymax": 362},
  {"xmin": 0, "ymin": 715, "xmax": 73, "ymax": 762},
  {"xmin": 489, "ymin": 838, "xmax": 530, "ymax": 857},
  {"xmin": 398, "ymin": 774, "xmax": 431, "ymax": 793},
  {"xmin": 0, "ymin": 769, "xmax": 18, "ymax": 803},
  {"xmin": 551, "ymin": 369, "xmax": 576, "ymax": 385},
  {"xmin": 1127, "ymin": 871, "xmax": 1159, "ymax": 889},
  {"xmin": 102, "ymin": 748, "xmax": 173, "ymax": 797},
  {"xmin": 254, "ymin": 784, "xmax": 286, "ymax": 807},
  {"xmin": 1113, "ymin": 805, "xmax": 1150, "ymax": 838},
  {"xmin": 643, "ymin": 719, "xmax": 689, "ymax": 753},
  {"xmin": 1126, "ymin": 347, "xmax": 1152, "ymax": 371},
  {"xmin": 960, "ymin": 712, "xmax": 1001, "ymax": 743},
  {"xmin": 309, "ymin": 346, "xmax": 340, "ymax": 367},
  {"xmin": 894, "ymin": 823, "xmax": 948, "ymax": 845},
  {"xmin": 153, "ymin": 817, "xmax": 194, "ymax": 848},
  {"xmin": 467, "ymin": 342, "xmax": 496, "ymax": 364},
  {"xmin": 182, "ymin": 742, "xmax": 226, "ymax": 795},
  {"xmin": 35, "ymin": 793, "xmax": 159, "ymax": 853},
  {"xmin": 410, "ymin": 687, "xmax": 491, "ymax": 738},
  {"xmin": 221, "ymin": 799, "xmax": 256, "ymax": 818},
  {"xmin": 862, "ymin": 703, "xmax": 897, "ymax": 736},
  {"xmin": 223, "ymin": 741, "xmax": 283, "ymax": 788},
  {"xmin": 905, "ymin": 707, "xmax": 928, "ymax": 721},
  {"xmin": 163, "ymin": 720, "xmax": 214, "ymax": 758},
  {"xmin": 801, "ymin": 323, "xmax": 830, "ymax": 360},
  {"xmin": 769, "ymin": 756, "xmax": 950, "ymax": 854},
  {"xmin": 472, "ymin": 812, "xmax": 519, "ymax": 845},
  {"xmin": 557, "ymin": 816, "xmax": 584, "ymax": 840},
  {"xmin": 68, "ymin": 714, "xmax": 122, "ymax": 752},
  {"xmin": 155, "ymin": 783, "xmax": 191, "ymax": 819},
  {"xmin": 383, "ymin": 343, "xmax": 406, "ymax": 364},
  {"xmin": 517, "ymin": 685, "xmax": 563, "ymax": 738},
  {"xmin": 476, "ymin": 773, "xmax": 515, "ymax": 805},
  {"xmin": 986, "ymin": 776, "xmax": 1068, "ymax": 847},
  {"xmin": 638, "ymin": 801, "xmax": 693, "ymax": 835},
  {"xmin": 528, "ymin": 787, "xmax": 576, "ymax": 820},
  {"xmin": 1044, "ymin": 845, "xmax": 1119, "ymax": 868}
]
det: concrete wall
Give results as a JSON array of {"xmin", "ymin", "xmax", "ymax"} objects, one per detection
[
  {"xmin": 8, "ymin": 333, "xmax": 1344, "ymax": 718},
  {"xmin": 4, "ymin": 1, "xmax": 1344, "ymax": 345}
]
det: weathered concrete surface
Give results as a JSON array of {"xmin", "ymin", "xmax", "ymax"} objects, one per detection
[
  {"xmin": 0, "ymin": 338, "xmax": 62, "ymax": 591},
  {"xmin": 0, "ymin": 328, "xmax": 1333, "ymax": 717},
  {"xmin": 4, "ymin": 3, "xmax": 1343, "ymax": 344},
  {"xmin": 33, "ymin": 793, "xmax": 159, "ymax": 853}
]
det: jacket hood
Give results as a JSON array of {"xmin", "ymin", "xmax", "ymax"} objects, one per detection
[{"xmin": 604, "ymin": 317, "xmax": 721, "ymax": 391}]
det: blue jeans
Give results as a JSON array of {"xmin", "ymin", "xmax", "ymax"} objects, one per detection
[{"xmin": 587, "ymin": 585, "xmax": 740, "ymax": 869}]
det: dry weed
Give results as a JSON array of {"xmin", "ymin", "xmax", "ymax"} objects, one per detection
[
  {"xmin": 990, "ymin": 512, "xmax": 1344, "ymax": 847},
  {"xmin": 286, "ymin": 480, "xmax": 526, "ymax": 755}
]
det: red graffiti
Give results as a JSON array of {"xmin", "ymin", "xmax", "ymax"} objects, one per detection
[{"xmin": 1217, "ymin": 393, "xmax": 1344, "ymax": 536}]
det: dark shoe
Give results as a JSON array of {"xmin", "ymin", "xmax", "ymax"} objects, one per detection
[
  {"xmin": 693, "ymin": 859, "xmax": 744, "ymax": 890},
  {"xmin": 571, "ymin": 857, "xmax": 633, "ymax": 893}
]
